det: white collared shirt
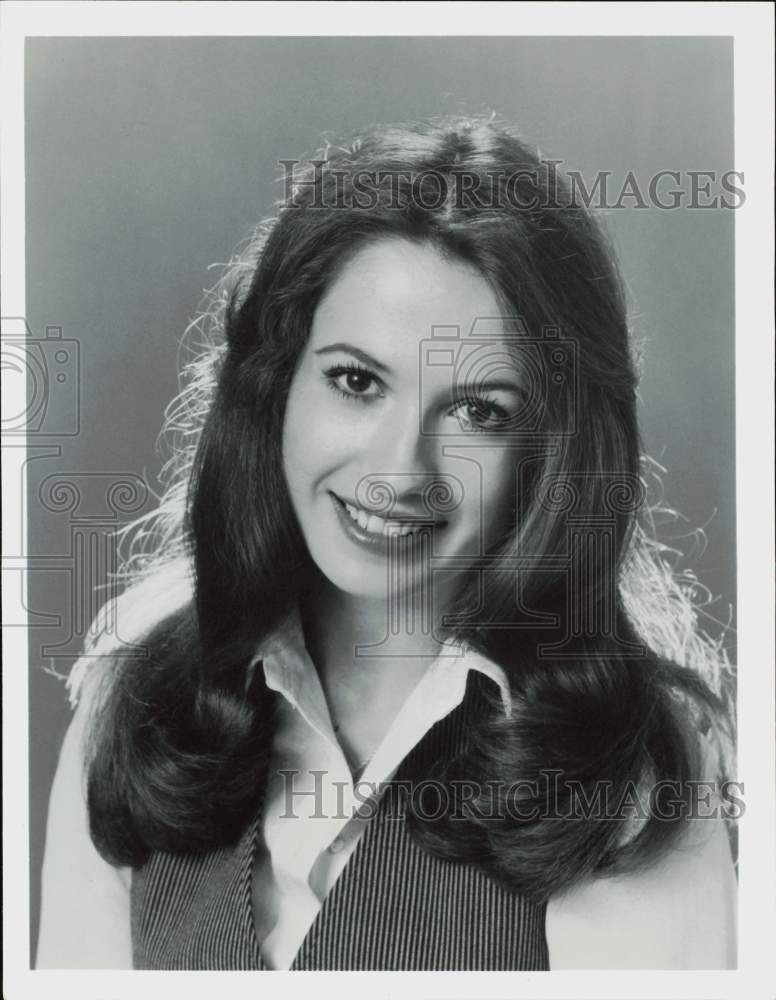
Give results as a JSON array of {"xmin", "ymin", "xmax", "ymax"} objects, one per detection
[
  {"xmin": 252, "ymin": 608, "xmax": 512, "ymax": 969},
  {"xmin": 36, "ymin": 612, "xmax": 511, "ymax": 969}
]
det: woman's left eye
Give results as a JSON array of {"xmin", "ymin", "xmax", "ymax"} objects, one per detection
[
  {"xmin": 451, "ymin": 396, "xmax": 508, "ymax": 431},
  {"xmin": 324, "ymin": 364, "xmax": 383, "ymax": 401}
]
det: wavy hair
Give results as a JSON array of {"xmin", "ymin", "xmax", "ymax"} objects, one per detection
[{"xmin": 72, "ymin": 114, "xmax": 735, "ymax": 900}]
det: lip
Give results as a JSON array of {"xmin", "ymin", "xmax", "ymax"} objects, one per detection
[{"xmin": 328, "ymin": 492, "xmax": 444, "ymax": 557}]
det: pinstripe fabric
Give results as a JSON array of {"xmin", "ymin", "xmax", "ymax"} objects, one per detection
[{"xmin": 131, "ymin": 672, "xmax": 549, "ymax": 970}]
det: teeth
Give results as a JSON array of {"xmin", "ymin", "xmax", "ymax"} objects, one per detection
[
  {"xmin": 342, "ymin": 499, "xmax": 433, "ymax": 537},
  {"xmin": 366, "ymin": 514, "xmax": 384, "ymax": 534}
]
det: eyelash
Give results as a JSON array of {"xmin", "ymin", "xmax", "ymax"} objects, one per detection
[
  {"xmin": 323, "ymin": 363, "xmax": 383, "ymax": 402},
  {"xmin": 323, "ymin": 362, "xmax": 510, "ymax": 430},
  {"xmin": 453, "ymin": 395, "xmax": 509, "ymax": 431}
]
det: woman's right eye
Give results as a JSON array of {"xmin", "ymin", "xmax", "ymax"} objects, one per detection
[{"xmin": 323, "ymin": 364, "xmax": 384, "ymax": 402}]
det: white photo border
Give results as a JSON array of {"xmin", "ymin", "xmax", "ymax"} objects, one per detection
[{"xmin": 2, "ymin": 3, "xmax": 774, "ymax": 999}]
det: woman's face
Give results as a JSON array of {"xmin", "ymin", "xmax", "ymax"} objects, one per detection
[{"xmin": 282, "ymin": 238, "xmax": 526, "ymax": 602}]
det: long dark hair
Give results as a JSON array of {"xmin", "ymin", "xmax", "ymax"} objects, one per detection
[{"xmin": 75, "ymin": 115, "xmax": 735, "ymax": 899}]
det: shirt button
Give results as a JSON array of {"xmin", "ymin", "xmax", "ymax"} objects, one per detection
[{"xmin": 328, "ymin": 837, "xmax": 345, "ymax": 854}]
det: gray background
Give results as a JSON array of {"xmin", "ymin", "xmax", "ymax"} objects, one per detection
[{"xmin": 25, "ymin": 36, "xmax": 735, "ymax": 959}]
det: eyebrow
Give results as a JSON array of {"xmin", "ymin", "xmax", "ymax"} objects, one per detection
[
  {"xmin": 313, "ymin": 343, "xmax": 393, "ymax": 375},
  {"xmin": 453, "ymin": 380, "xmax": 524, "ymax": 397},
  {"xmin": 314, "ymin": 342, "xmax": 525, "ymax": 398}
]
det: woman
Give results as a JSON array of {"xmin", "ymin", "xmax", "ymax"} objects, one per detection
[{"xmin": 37, "ymin": 115, "xmax": 737, "ymax": 970}]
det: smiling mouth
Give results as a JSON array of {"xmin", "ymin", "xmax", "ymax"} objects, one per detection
[{"xmin": 330, "ymin": 492, "xmax": 446, "ymax": 539}]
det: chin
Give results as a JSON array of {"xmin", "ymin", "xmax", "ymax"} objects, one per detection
[
  {"xmin": 308, "ymin": 546, "xmax": 429, "ymax": 601},
  {"xmin": 322, "ymin": 562, "xmax": 423, "ymax": 601}
]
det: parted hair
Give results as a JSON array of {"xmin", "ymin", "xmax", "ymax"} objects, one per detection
[{"xmin": 74, "ymin": 115, "xmax": 735, "ymax": 900}]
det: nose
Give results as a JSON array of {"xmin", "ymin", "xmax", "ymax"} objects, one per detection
[
  {"xmin": 359, "ymin": 401, "xmax": 441, "ymax": 514},
  {"xmin": 369, "ymin": 399, "xmax": 436, "ymax": 479}
]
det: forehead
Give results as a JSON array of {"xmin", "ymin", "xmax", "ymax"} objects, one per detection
[{"xmin": 309, "ymin": 238, "xmax": 506, "ymax": 352}]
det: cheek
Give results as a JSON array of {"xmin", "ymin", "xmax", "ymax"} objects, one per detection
[
  {"xmin": 281, "ymin": 383, "xmax": 306, "ymax": 488},
  {"xmin": 438, "ymin": 451, "xmax": 516, "ymax": 542},
  {"xmin": 477, "ymin": 454, "xmax": 517, "ymax": 533},
  {"xmin": 281, "ymin": 375, "xmax": 328, "ymax": 501},
  {"xmin": 281, "ymin": 375, "xmax": 358, "ymax": 494}
]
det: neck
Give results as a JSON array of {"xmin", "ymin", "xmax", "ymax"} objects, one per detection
[
  {"xmin": 297, "ymin": 572, "xmax": 466, "ymax": 773},
  {"xmin": 305, "ymin": 581, "xmax": 437, "ymax": 657},
  {"xmin": 300, "ymin": 571, "xmax": 465, "ymax": 685}
]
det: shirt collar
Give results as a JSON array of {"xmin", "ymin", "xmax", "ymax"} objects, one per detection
[{"xmin": 247, "ymin": 605, "xmax": 512, "ymax": 719}]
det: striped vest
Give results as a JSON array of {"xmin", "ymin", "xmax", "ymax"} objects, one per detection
[{"xmin": 131, "ymin": 672, "xmax": 549, "ymax": 970}]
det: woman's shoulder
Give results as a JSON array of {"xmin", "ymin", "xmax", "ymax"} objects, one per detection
[
  {"xmin": 545, "ymin": 723, "xmax": 736, "ymax": 969},
  {"xmin": 545, "ymin": 812, "xmax": 736, "ymax": 969},
  {"xmin": 37, "ymin": 671, "xmax": 136, "ymax": 968}
]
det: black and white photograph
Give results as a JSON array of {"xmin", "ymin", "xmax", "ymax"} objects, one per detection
[{"xmin": 2, "ymin": 4, "xmax": 774, "ymax": 999}]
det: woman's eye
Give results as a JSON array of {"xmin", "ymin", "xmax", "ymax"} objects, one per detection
[
  {"xmin": 324, "ymin": 364, "xmax": 383, "ymax": 401},
  {"xmin": 452, "ymin": 397, "xmax": 508, "ymax": 431}
]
